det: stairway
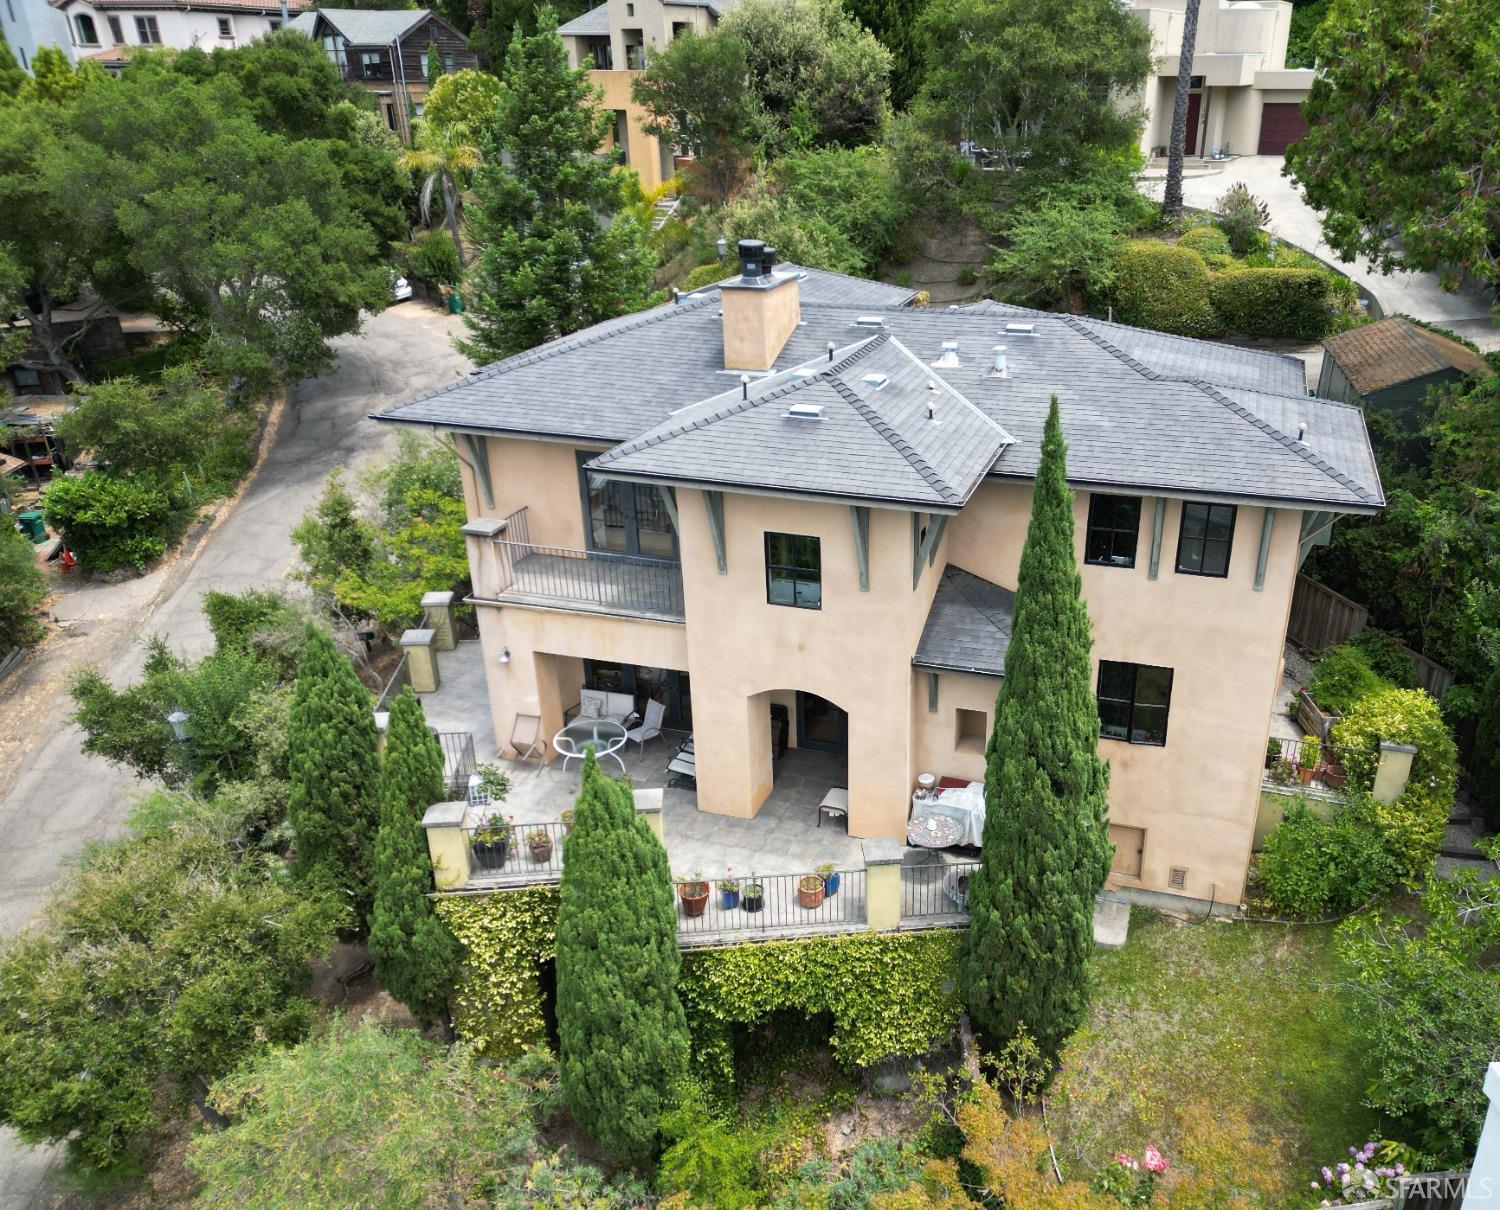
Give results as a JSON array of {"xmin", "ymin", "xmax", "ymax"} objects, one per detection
[{"xmin": 651, "ymin": 195, "xmax": 681, "ymax": 231}]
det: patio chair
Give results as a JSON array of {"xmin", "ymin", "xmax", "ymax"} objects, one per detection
[
  {"xmin": 667, "ymin": 734, "xmax": 696, "ymax": 788},
  {"xmin": 626, "ymin": 699, "xmax": 666, "ymax": 756},
  {"xmin": 507, "ymin": 713, "xmax": 547, "ymax": 763}
]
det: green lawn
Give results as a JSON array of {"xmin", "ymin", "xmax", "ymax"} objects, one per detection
[{"xmin": 1050, "ymin": 909, "xmax": 1382, "ymax": 1205}]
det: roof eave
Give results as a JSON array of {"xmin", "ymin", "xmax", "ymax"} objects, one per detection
[{"xmin": 583, "ymin": 463, "xmax": 965, "ymax": 514}]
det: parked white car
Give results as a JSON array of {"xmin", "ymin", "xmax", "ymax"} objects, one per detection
[{"xmin": 391, "ymin": 274, "xmax": 413, "ymax": 302}]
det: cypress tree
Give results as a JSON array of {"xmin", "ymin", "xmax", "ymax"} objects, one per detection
[
  {"xmin": 286, "ymin": 626, "xmax": 381, "ymax": 926},
  {"xmin": 456, "ymin": 6, "xmax": 655, "ymax": 363},
  {"xmin": 555, "ymin": 751, "xmax": 688, "ymax": 1168},
  {"xmin": 369, "ymin": 686, "xmax": 460, "ymax": 1028},
  {"xmin": 961, "ymin": 397, "xmax": 1113, "ymax": 1064}
]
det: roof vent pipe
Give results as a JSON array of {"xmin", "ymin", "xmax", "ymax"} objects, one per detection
[
  {"xmin": 1296, "ymin": 420, "xmax": 1307, "ymax": 442},
  {"xmin": 827, "ymin": 341, "xmax": 835, "ymax": 363},
  {"xmin": 740, "ymin": 373, "xmax": 751, "ymax": 400},
  {"xmin": 926, "ymin": 378, "xmax": 939, "ymax": 421},
  {"xmin": 933, "ymin": 339, "xmax": 960, "ymax": 368},
  {"xmin": 991, "ymin": 346, "xmax": 1009, "ymax": 377},
  {"xmin": 737, "ymin": 238, "xmax": 767, "ymax": 281}
]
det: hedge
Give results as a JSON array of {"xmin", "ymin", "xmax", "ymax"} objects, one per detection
[
  {"xmin": 41, "ymin": 471, "xmax": 181, "ymax": 573},
  {"xmin": 1110, "ymin": 241, "xmax": 1218, "ymax": 337},
  {"xmin": 1330, "ymin": 687, "xmax": 1458, "ymax": 880},
  {"xmin": 1177, "ymin": 225, "xmax": 1233, "ymax": 258},
  {"xmin": 1208, "ymin": 268, "xmax": 1334, "ymax": 339},
  {"xmin": 681, "ymin": 262, "xmax": 730, "ymax": 292}
]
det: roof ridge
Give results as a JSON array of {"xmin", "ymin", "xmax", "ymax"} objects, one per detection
[
  {"xmin": 1056, "ymin": 314, "xmax": 1165, "ymax": 381},
  {"xmin": 886, "ymin": 339, "xmax": 1015, "ymax": 446},
  {"xmin": 593, "ymin": 334, "xmax": 888, "ymax": 465},
  {"xmin": 1190, "ymin": 380, "xmax": 1376, "ymax": 503},
  {"xmin": 1396, "ymin": 318, "xmax": 1450, "ymax": 372},
  {"xmin": 1075, "ymin": 313, "xmax": 1305, "ymax": 371},
  {"xmin": 825, "ymin": 372, "xmax": 961, "ymax": 506},
  {"xmin": 945, "ymin": 565, "xmax": 1014, "ymax": 632}
]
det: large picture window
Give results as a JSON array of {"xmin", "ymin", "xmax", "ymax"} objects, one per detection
[
  {"xmin": 1097, "ymin": 660, "xmax": 1173, "ymax": 746},
  {"xmin": 1085, "ymin": 494, "xmax": 1141, "ymax": 568},
  {"xmin": 1175, "ymin": 502, "xmax": 1236, "ymax": 577},
  {"xmin": 765, "ymin": 533, "xmax": 821, "ymax": 609}
]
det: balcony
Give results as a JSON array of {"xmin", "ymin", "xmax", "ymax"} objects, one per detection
[
  {"xmin": 336, "ymin": 58, "xmax": 393, "ymax": 84},
  {"xmin": 1263, "ymin": 735, "xmax": 1348, "ymax": 801},
  {"xmin": 491, "ymin": 507, "xmax": 684, "ymax": 621}
]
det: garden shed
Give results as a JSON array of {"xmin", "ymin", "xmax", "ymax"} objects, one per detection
[{"xmin": 1318, "ymin": 317, "xmax": 1488, "ymax": 412}]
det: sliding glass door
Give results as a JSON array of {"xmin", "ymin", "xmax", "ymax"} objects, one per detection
[{"xmin": 576, "ymin": 453, "xmax": 677, "ymax": 558}]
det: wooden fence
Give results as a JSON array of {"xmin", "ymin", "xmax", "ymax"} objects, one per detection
[{"xmin": 1287, "ymin": 575, "xmax": 1453, "ymax": 699}]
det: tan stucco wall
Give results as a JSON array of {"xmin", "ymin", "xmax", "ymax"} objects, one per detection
[
  {"xmin": 1253, "ymin": 787, "xmax": 1335, "ymax": 849},
  {"xmin": 911, "ymin": 669, "xmax": 996, "ymax": 787}
]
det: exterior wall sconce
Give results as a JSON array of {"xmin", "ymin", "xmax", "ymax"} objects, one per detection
[{"xmin": 498, "ymin": 647, "xmax": 511, "ymax": 664}]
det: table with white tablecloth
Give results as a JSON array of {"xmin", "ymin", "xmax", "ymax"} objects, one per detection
[{"xmin": 909, "ymin": 780, "xmax": 986, "ymax": 847}]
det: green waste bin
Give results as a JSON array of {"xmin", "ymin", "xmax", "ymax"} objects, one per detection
[
  {"xmin": 16, "ymin": 510, "xmax": 45, "ymax": 543},
  {"xmin": 447, "ymin": 293, "xmax": 464, "ymax": 314}
]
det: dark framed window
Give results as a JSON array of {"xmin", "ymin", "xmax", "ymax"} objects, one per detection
[
  {"xmin": 361, "ymin": 50, "xmax": 383, "ymax": 78},
  {"xmin": 442, "ymin": 51, "xmax": 455, "ymax": 71},
  {"xmin": 1085, "ymin": 493, "xmax": 1141, "ymax": 568},
  {"xmin": 1098, "ymin": 660, "xmax": 1173, "ymax": 746},
  {"xmin": 135, "ymin": 15, "xmax": 161, "ymax": 43},
  {"xmin": 1175, "ymin": 502, "xmax": 1236, "ymax": 577},
  {"xmin": 107, "ymin": 15, "xmax": 124, "ymax": 42},
  {"xmin": 575, "ymin": 453, "xmax": 677, "ymax": 558},
  {"xmin": 74, "ymin": 14, "xmax": 98, "ymax": 44},
  {"xmin": 765, "ymin": 532, "xmax": 821, "ymax": 609},
  {"xmin": 217, "ymin": 16, "xmax": 233, "ymax": 37}
]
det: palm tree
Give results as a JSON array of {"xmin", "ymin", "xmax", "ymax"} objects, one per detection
[
  {"xmin": 397, "ymin": 122, "xmax": 481, "ymax": 269},
  {"xmin": 1161, "ymin": 0, "xmax": 1202, "ymax": 222}
]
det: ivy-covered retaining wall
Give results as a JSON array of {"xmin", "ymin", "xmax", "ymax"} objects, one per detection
[{"xmin": 434, "ymin": 890, "xmax": 964, "ymax": 1077}]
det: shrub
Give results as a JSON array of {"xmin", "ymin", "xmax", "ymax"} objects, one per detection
[
  {"xmin": 989, "ymin": 200, "xmax": 1124, "ymax": 312},
  {"xmin": 1213, "ymin": 182, "xmax": 1270, "ymax": 256},
  {"xmin": 411, "ymin": 229, "xmax": 461, "ymax": 287},
  {"xmin": 717, "ymin": 187, "xmax": 864, "ymax": 276},
  {"xmin": 769, "ymin": 145, "xmax": 909, "ymax": 273},
  {"xmin": 0, "ymin": 524, "xmax": 46, "ymax": 648},
  {"xmin": 1208, "ymin": 268, "xmax": 1335, "ymax": 339},
  {"xmin": 1255, "ymin": 798, "xmax": 1398, "ymax": 917},
  {"xmin": 1330, "ymin": 688, "xmax": 1457, "ymax": 879},
  {"xmin": 1109, "ymin": 241, "xmax": 1218, "ymax": 337},
  {"xmin": 682, "ymin": 261, "xmax": 731, "ymax": 292},
  {"xmin": 1346, "ymin": 629, "xmax": 1415, "ymax": 688},
  {"xmin": 1177, "ymin": 225, "xmax": 1232, "ymax": 258},
  {"xmin": 1307, "ymin": 642, "xmax": 1390, "ymax": 714},
  {"xmin": 41, "ymin": 471, "xmax": 180, "ymax": 572}
]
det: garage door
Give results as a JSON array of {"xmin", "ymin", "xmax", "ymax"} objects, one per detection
[{"xmin": 1257, "ymin": 103, "xmax": 1308, "ymax": 155}]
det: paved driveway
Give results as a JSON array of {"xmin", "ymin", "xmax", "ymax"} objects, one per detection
[
  {"xmin": 0, "ymin": 303, "xmax": 469, "ymax": 1208},
  {"xmin": 1140, "ymin": 155, "xmax": 1497, "ymax": 337}
]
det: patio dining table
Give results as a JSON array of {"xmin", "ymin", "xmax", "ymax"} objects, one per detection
[{"xmin": 553, "ymin": 717, "xmax": 629, "ymax": 774}]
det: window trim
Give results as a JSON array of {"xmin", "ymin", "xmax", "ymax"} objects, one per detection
[
  {"xmin": 217, "ymin": 16, "xmax": 233, "ymax": 38},
  {"xmin": 107, "ymin": 14, "xmax": 124, "ymax": 42},
  {"xmin": 1084, "ymin": 492, "xmax": 1141, "ymax": 569},
  {"xmin": 764, "ymin": 531, "xmax": 822, "ymax": 610},
  {"xmin": 1174, "ymin": 501, "xmax": 1237, "ymax": 578},
  {"xmin": 74, "ymin": 13, "xmax": 98, "ymax": 44},
  {"xmin": 135, "ymin": 14, "xmax": 161, "ymax": 43},
  {"xmin": 1097, "ymin": 660, "xmax": 1173, "ymax": 747}
]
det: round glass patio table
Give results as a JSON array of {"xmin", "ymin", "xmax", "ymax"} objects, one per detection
[{"xmin": 553, "ymin": 718, "xmax": 629, "ymax": 775}]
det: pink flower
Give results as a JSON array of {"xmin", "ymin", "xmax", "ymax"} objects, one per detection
[
  {"xmin": 1143, "ymin": 1145, "xmax": 1169, "ymax": 1174},
  {"xmin": 1114, "ymin": 1153, "xmax": 1140, "ymax": 1172}
]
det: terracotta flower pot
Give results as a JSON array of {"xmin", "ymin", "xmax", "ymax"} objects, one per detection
[
  {"xmin": 528, "ymin": 837, "xmax": 553, "ymax": 864},
  {"xmin": 1321, "ymin": 763, "xmax": 1347, "ymax": 790},
  {"xmin": 1298, "ymin": 765, "xmax": 1315, "ymax": 785},
  {"xmin": 797, "ymin": 876, "xmax": 826, "ymax": 910},
  {"xmin": 678, "ymin": 882, "xmax": 709, "ymax": 917}
]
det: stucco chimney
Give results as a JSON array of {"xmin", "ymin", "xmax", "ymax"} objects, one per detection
[{"xmin": 721, "ymin": 239, "xmax": 801, "ymax": 372}]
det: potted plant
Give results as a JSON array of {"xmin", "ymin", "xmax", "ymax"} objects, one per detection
[
  {"xmin": 677, "ymin": 871, "xmax": 709, "ymax": 917},
  {"xmin": 797, "ymin": 873, "xmax": 826, "ymax": 910},
  {"xmin": 717, "ymin": 870, "xmax": 741, "ymax": 910},
  {"xmin": 1298, "ymin": 735, "xmax": 1320, "ymax": 785},
  {"xmin": 1271, "ymin": 756, "xmax": 1297, "ymax": 785},
  {"xmin": 560, "ymin": 807, "xmax": 575, "ymax": 835},
  {"xmin": 1265, "ymin": 737, "xmax": 1281, "ymax": 770},
  {"xmin": 470, "ymin": 813, "xmax": 512, "ymax": 869},
  {"xmin": 741, "ymin": 876, "xmax": 763, "ymax": 913},
  {"xmin": 816, "ymin": 862, "xmax": 840, "ymax": 896},
  {"xmin": 1320, "ymin": 743, "xmax": 1348, "ymax": 789},
  {"xmin": 471, "ymin": 763, "xmax": 511, "ymax": 807},
  {"xmin": 527, "ymin": 828, "xmax": 553, "ymax": 864}
]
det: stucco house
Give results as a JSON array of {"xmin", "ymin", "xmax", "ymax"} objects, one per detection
[
  {"xmin": 3, "ymin": 0, "xmax": 74, "ymax": 70},
  {"xmin": 50, "ymin": 0, "xmax": 307, "ymax": 71},
  {"xmin": 373, "ymin": 244, "xmax": 1383, "ymax": 911},
  {"xmin": 1131, "ymin": 0, "xmax": 1316, "ymax": 157},
  {"xmin": 557, "ymin": 0, "xmax": 728, "ymax": 190},
  {"xmin": 286, "ymin": 7, "xmax": 477, "ymax": 141}
]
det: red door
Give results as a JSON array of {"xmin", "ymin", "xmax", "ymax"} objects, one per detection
[
  {"xmin": 1257, "ymin": 103, "xmax": 1309, "ymax": 155},
  {"xmin": 1183, "ymin": 91, "xmax": 1202, "ymax": 155}
]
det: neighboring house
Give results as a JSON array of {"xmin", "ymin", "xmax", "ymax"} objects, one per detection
[
  {"xmin": 50, "ymin": 0, "xmax": 306, "ymax": 71},
  {"xmin": 2, "ymin": 0, "xmax": 74, "ymax": 69},
  {"xmin": 558, "ymin": 0, "xmax": 729, "ymax": 190},
  {"xmin": 1319, "ymin": 317, "xmax": 1489, "ymax": 410},
  {"xmin": 1131, "ymin": 0, "xmax": 1316, "ymax": 157},
  {"xmin": 286, "ymin": 7, "xmax": 477, "ymax": 142},
  {"xmin": 374, "ymin": 243, "xmax": 1384, "ymax": 911}
]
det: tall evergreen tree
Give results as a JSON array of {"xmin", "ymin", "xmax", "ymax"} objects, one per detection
[
  {"xmin": 369, "ymin": 686, "xmax": 460, "ymax": 1028},
  {"xmin": 457, "ymin": 6, "xmax": 655, "ymax": 363},
  {"xmin": 961, "ymin": 397, "xmax": 1113, "ymax": 1064},
  {"xmin": 555, "ymin": 751, "xmax": 688, "ymax": 1168},
  {"xmin": 286, "ymin": 626, "xmax": 382, "ymax": 925}
]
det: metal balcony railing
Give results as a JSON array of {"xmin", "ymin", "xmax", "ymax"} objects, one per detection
[
  {"xmin": 491, "ymin": 508, "xmax": 684, "ymax": 620},
  {"xmin": 1263, "ymin": 735, "xmax": 1351, "ymax": 791}
]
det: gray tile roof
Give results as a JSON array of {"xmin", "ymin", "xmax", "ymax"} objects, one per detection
[
  {"xmin": 557, "ymin": 3, "xmax": 609, "ymax": 35},
  {"xmin": 293, "ymin": 7, "xmax": 431, "ymax": 44},
  {"xmin": 914, "ymin": 565, "xmax": 1014, "ymax": 676},
  {"xmin": 589, "ymin": 334, "xmax": 1013, "ymax": 508},
  {"xmin": 375, "ymin": 267, "xmax": 1384, "ymax": 511}
]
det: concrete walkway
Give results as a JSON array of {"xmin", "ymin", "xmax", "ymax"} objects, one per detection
[
  {"xmin": 0, "ymin": 303, "xmax": 469, "ymax": 1208},
  {"xmin": 1140, "ymin": 155, "xmax": 1498, "ymax": 340}
]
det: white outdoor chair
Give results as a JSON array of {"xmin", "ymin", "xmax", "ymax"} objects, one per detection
[{"xmin": 626, "ymin": 699, "xmax": 666, "ymax": 756}]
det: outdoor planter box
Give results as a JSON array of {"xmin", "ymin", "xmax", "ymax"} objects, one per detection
[{"xmin": 1296, "ymin": 688, "xmax": 1341, "ymax": 741}]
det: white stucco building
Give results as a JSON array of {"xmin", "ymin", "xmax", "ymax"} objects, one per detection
[
  {"xmin": 2, "ymin": 0, "xmax": 73, "ymax": 69},
  {"xmin": 49, "ymin": 0, "xmax": 307, "ymax": 70},
  {"xmin": 1132, "ymin": 0, "xmax": 1316, "ymax": 158}
]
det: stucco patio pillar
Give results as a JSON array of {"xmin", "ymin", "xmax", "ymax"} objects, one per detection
[
  {"xmin": 421, "ymin": 590, "xmax": 457, "ymax": 651},
  {"xmin": 401, "ymin": 628, "xmax": 440, "ymax": 693},
  {"xmin": 421, "ymin": 800, "xmax": 472, "ymax": 890},
  {"xmin": 863, "ymin": 838, "xmax": 904, "ymax": 930},
  {"xmin": 1372, "ymin": 740, "xmax": 1417, "ymax": 804},
  {"xmin": 691, "ymin": 688, "xmax": 774, "ymax": 819}
]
